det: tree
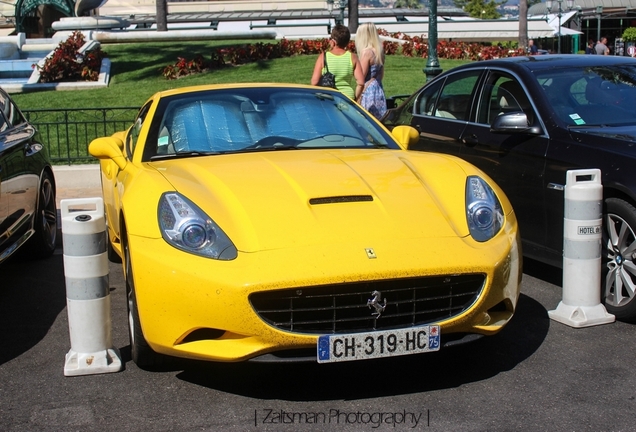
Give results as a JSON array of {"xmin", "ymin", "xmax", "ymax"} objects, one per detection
[
  {"xmin": 518, "ymin": 0, "xmax": 528, "ymax": 51},
  {"xmin": 454, "ymin": 0, "xmax": 506, "ymax": 19},
  {"xmin": 156, "ymin": 0, "xmax": 168, "ymax": 32},
  {"xmin": 394, "ymin": 0, "xmax": 423, "ymax": 8},
  {"xmin": 349, "ymin": 0, "xmax": 359, "ymax": 34}
]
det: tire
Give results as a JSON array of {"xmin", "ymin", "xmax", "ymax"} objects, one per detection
[
  {"xmin": 123, "ymin": 229, "xmax": 166, "ymax": 368},
  {"xmin": 602, "ymin": 198, "xmax": 636, "ymax": 322},
  {"xmin": 107, "ymin": 230, "xmax": 122, "ymax": 263},
  {"xmin": 25, "ymin": 171, "xmax": 57, "ymax": 259}
]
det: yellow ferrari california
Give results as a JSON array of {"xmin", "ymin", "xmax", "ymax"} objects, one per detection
[{"xmin": 89, "ymin": 83, "xmax": 521, "ymax": 368}]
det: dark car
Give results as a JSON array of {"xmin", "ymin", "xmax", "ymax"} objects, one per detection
[
  {"xmin": 382, "ymin": 54, "xmax": 636, "ymax": 321},
  {"xmin": 0, "ymin": 87, "xmax": 57, "ymax": 263}
]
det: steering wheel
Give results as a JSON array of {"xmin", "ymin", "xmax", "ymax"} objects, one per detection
[{"xmin": 247, "ymin": 136, "xmax": 299, "ymax": 149}]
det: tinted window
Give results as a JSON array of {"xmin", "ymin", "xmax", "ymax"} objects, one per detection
[
  {"xmin": 477, "ymin": 72, "xmax": 534, "ymax": 126},
  {"xmin": 414, "ymin": 79, "xmax": 443, "ymax": 116},
  {"xmin": 534, "ymin": 65, "xmax": 636, "ymax": 126},
  {"xmin": 415, "ymin": 70, "xmax": 481, "ymax": 121}
]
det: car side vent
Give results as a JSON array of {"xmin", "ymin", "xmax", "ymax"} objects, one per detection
[{"xmin": 309, "ymin": 195, "xmax": 373, "ymax": 205}]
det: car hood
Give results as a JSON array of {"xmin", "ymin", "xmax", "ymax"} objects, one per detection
[
  {"xmin": 150, "ymin": 149, "xmax": 474, "ymax": 252},
  {"xmin": 570, "ymin": 125, "xmax": 636, "ymax": 145}
]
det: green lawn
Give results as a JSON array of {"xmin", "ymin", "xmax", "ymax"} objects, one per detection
[{"xmin": 12, "ymin": 40, "xmax": 472, "ymax": 110}]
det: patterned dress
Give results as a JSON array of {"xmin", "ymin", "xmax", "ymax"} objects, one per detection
[{"xmin": 360, "ymin": 62, "xmax": 387, "ymax": 119}]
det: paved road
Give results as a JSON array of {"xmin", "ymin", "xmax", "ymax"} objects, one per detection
[{"xmin": 2, "ymin": 251, "xmax": 636, "ymax": 431}]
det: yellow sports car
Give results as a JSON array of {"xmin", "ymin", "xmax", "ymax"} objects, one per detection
[{"xmin": 89, "ymin": 83, "xmax": 521, "ymax": 368}]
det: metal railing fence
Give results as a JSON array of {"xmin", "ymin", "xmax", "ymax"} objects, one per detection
[{"xmin": 23, "ymin": 107, "xmax": 139, "ymax": 165}]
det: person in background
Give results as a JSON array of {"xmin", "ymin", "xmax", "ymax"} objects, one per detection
[
  {"xmin": 585, "ymin": 39, "xmax": 596, "ymax": 54},
  {"xmin": 595, "ymin": 37, "xmax": 610, "ymax": 55},
  {"xmin": 528, "ymin": 39, "xmax": 539, "ymax": 55},
  {"xmin": 354, "ymin": 23, "xmax": 387, "ymax": 119},
  {"xmin": 311, "ymin": 24, "xmax": 363, "ymax": 100}
]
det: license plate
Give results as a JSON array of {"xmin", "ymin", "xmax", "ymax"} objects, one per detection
[{"xmin": 317, "ymin": 325, "xmax": 440, "ymax": 363}]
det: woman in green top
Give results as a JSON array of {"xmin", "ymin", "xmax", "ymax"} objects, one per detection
[{"xmin": 311, "ymin": 25, "xmax": 364, "ymax": 100}]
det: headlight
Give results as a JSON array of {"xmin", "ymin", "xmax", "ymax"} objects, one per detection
[
  {"xmin": 158, "ymin": 192, "xmax": 237, "ymax": 260},
  {"xmin": 465, "ymin": 176, "xmax": 504, "ymax": 242}
]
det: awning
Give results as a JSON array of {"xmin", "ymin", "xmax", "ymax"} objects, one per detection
[{"xmin": 354, "ymin": 18, "xmax": 559, "ymax": 42}]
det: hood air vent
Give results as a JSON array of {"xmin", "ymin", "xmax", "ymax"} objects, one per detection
[{"xmin": 309, "ymin": 195, "xmax": 374, "ymax": 205}]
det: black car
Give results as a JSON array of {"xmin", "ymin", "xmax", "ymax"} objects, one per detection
[
  {"xmin": 0, "ymin": 87, "xmax": 57, "ymax": 263},
  {"xmin": 382, "ymin": 54, "xmax": 636, "ymax": 321}
]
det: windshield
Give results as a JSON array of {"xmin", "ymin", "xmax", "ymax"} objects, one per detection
[
  {"xmin": 534, "ymin": 64, "xmax": 636, "ymax": 127},
  {"xmin": 146, "ymin": 88, "xmax": 397, "ymax": 161}
]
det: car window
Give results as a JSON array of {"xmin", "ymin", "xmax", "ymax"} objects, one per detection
[
  {"xmin": 414, "ymin": 79, "xmax": 443, "ymax": 116},
  {"xmin": 477, "ymin": 73, "xmax": 534, "ymax": 126},
  {"xmin": 0, "ymin": 93, "xmax": 10, "ymax": 133},
  {"xmin": 434, "ymin": 71, "xmax": 480, "ymax": 121},
  {"xmin": 148, "ymin": 88, "xmax": 397, "ymax": 159},
  {"xmin": 414, "ymin": 70, "xmax": 480, "ymax": 121},
  {"xmin": 534, "ymin": 66, "xmax": 636, "ymax": 127},
  {"xmin": 0, "ymin": 95, "xmax": 25, "ymax": 128},
  {"xmin": 127, "ymin": 102, "xmax": 152, "ymax": 158}
]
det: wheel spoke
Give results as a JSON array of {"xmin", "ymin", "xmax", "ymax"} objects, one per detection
[
  {"xmin": 42, "ymin": 182, "xmax": 53, "ymax": 207},
  {"xmin": 617, "ymin": 219, "xmax": 631, "ymax": 252},
  {"xmin": 623, "ymin": 240, "xmax": 636, "ymax": 258},
  {"xmin": 605, "ymin": 265, "xmax": 619, "ymax": 303},
  {"xmin": 606, "ymin": 214, "xmax": 620, "ymax": 247}
]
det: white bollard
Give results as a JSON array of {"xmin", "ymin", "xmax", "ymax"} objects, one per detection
[
  {"xmin": 61, "ymin": 198, "xmax": 122, "ymax": 376},
  {"xmin": 548, "ymin": 169, "xmax": 615, "ymax": 328}
]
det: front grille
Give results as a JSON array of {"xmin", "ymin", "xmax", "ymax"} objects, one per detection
[{"xmin": 249, "ymin": 274, "xmax": 485, "ymax": 334}]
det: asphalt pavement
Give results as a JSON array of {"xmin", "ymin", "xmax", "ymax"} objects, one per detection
[{"xmin": 1, "ymin": 168, "xmax": 635, "ymax": 431}]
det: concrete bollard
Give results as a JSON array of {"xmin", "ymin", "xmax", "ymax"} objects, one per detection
[
  {"xmin": 61, "ymin": 198, "xmax": 122, "ymax": 376},
  {"xmin": 548, "ymin": 169, "xmax": 615, "ymax": 328}
]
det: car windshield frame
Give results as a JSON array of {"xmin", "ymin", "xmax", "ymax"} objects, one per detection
[
  {"xmin": 532, "ymin": 64, "xmax": 636, "ymax": 128},
  {"xmin": 142, "ymin": 87, "xmax": 399, "ymax": 162}
]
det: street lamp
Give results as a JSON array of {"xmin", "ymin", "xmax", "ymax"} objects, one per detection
[
  {"xmin": 545, "ymin": 0, "xmax": 574, "ymax": 54},
  {"xmin": 596, "ymin": 5, "xmax": 603, "ymax": 44},
  {"xmin": 423, "ymin": 0, "xmax": 442, "ymax": 82},
  {"xmin": 326, "ymin": 0, "xmax": 346, "ymax": 26}
]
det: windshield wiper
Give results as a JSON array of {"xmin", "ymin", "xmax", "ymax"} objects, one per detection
[
  {"xmin": 150, "ymin": 151, "xmax": 220, "ymax": 161},
  {"xmin": 231, "ymin": 145, "xmax": 300, "ymax": 154}
]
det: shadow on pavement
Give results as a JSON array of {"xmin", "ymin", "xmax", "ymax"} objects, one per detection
[
  {"xmin": 172, "ymin": 292, "xmax": 549, "ymax": 400},
  {"xmin": 0, "ymin": 254, "xmax": 67, "ymax": 366},
  {"xmin": 522, "ymin": 257, "xmax": 562, "ymax": 287}
]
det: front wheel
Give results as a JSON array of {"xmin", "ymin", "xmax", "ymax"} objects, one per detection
[
  {"xmin": 603, "ymin": 198, "xmax": 636, "ymax": 322},
  {"xmin": 25, "ymin": 171, "xmax": 57, "ymax": 258},
  {"xmin": 123, "ymin": 229, "xmax": 166, "ymax": 368}
]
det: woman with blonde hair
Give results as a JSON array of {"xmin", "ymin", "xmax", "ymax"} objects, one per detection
[{"xmin": 354, "ymin": 23, "xmax": 387, "ymax": 118}]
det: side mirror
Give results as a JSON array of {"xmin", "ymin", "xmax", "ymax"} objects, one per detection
[
  {"xmin": 89, "ymin": 136, "xmax": 127, "ymax": 170},
  {"xmin": 490, "ymin": 112, "xmax": 542, "ymax": 135},
  {"xmin": 391, "ymin": 125, "xmax": 420, "ymax": 149}
]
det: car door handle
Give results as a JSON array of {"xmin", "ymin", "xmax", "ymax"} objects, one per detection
[{"xmin": 462, "ymin": 134, "xmax": 479, "ymax": 147}]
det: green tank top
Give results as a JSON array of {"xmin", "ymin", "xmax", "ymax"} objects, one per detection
[{"xmin": 324, "ymin": 51, "xmax": 354, "ymax": 98}]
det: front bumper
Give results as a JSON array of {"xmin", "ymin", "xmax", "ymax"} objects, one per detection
[{"xmin": 128, "ymin": 216, "xmax": 521, "ymax": 362}]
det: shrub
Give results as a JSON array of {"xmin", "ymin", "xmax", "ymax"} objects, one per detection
[
  {"xmin": 35, "ymin": 31, "xmax": 107, "ymax": 83},
  {"xmin": 160, "ymin": 30, "xmax": 526, "ymax": 80},
  {"xmin": 622, "ymin": 27, "xmax": 636, "ymax": 43}
]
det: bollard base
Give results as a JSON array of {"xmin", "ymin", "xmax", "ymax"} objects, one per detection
[
  {"xmin": 548, "ymin": 302, "xmax": 615, "ymax": 328},
  {"xmin": 64, "ymin": 347, "xmax": 123, "ymax": 376}
]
